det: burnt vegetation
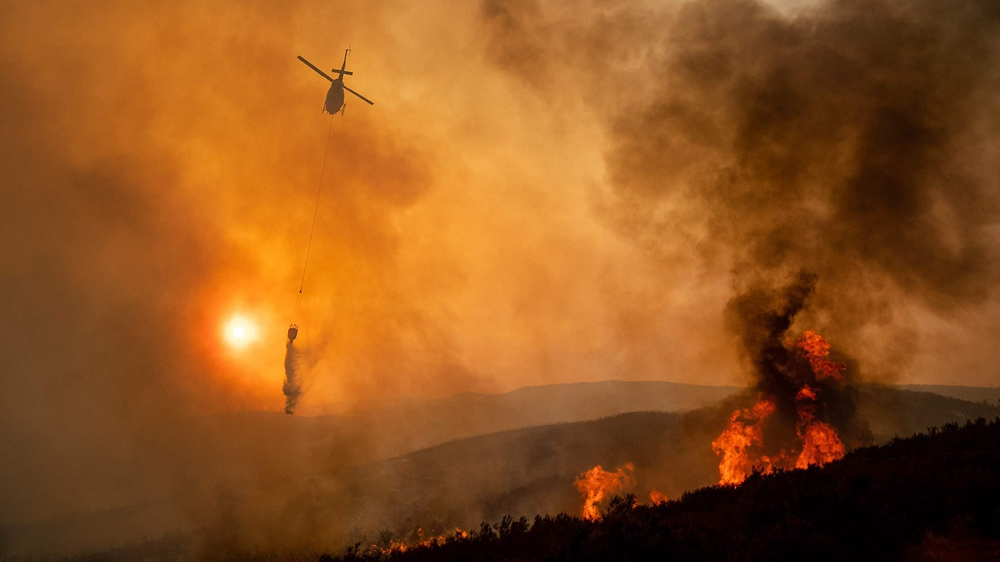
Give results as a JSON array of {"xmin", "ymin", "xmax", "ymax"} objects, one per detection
[{"xmin": 327, "ymin": 417, "xmax": 1000, "ymax": 562}]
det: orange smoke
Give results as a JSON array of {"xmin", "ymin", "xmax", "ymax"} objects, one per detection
[
  {"xmin": 711, "ymin": 398, "xmax": 775, "ymax": 485},
  {"xmin": 649, "ymin": 489, "xmax": 669, "ymax": 505},
  {"xmin": 713, "ymin": 331, "xmax": 848, "ymax": 485},
  {"xmin": 574, "ymin": 463, "xmax": 635, "ymax": 521}
]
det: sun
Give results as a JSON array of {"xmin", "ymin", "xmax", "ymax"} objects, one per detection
[{"xmin": 223, "ymin": 316, "xmax": 257, "ymax": 348}]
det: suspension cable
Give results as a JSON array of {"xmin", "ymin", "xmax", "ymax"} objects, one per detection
[{"xmin": 294, "ymin": 114, "xmax": 335, "ymax": 318}]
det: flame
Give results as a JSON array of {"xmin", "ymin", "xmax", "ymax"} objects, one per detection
[
  {"xmin": 796, "ymin": 385, "xmax": 817, "ymax": 401},
  {"xmin": 793, "ymin": 365, "xmax": 845, "ymax": 469},
  {"xmin": 711, "ymin": 398, "xmax": 775, "ymax": 485},
  {"xmin": 649, "ymin": 489, "xmax": 669, "ymax": 505},
  {"xmin": 373, "ymin": 528, "xmax": 467, "ymax": 554},
  {"xmin": 713, "ymin": 331, "xmax": 848, "ymax": 485},
  {"xmin": 795, "ymin": 419, "xmax": 845, "ymax": 469},
  {"xmin": 574, "ymin": 463, "xmax": 635, "ymax": 520},
  {"xmin": 795, "ymin": 330, "xmax": 846, "ymax": 380}
]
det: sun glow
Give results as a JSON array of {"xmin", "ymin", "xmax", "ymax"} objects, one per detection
[{"xmin": 224, "ymin": 316, "xmax": 257, "ymax": 348}]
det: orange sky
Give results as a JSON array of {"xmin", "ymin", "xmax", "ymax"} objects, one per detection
[
  {"xmin": 3, "ymin": 0, "xmax": 1000, "ymax": 531},
  {"xmin": 2, "ymin": 0, "xmax": 998, "ymax": 424}
]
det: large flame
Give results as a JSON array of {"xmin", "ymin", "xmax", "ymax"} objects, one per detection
[
  {"xmin": 794, "ymin": 330, "xmax": 846, "ymax": 381},
  {"xmin": 713, "ymin": 331, "xmax": 847, "ymax": 485},
  {"xmin": 711, "ymin": 398, "xmax": 776, "ymax": 485},
  {"xmin": 574, "ymin": 463, "xmax": 635, "ymax": 521},
  {"xmin": 794, "ymin": 384, "xmax": 845, "ymax": 469},
  {"xmin": 795, "ymin": 419, "xmax": 845, "ymax": 469}
]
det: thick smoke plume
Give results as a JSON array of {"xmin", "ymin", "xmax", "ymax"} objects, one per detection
[
  {"xmin": 480, "ymin": 0, "xmax": 1000, "ymax": 481},
  {"xmin": 605, "ymin": 0, "xmax": 1000, "ymax": 374},
  {"xmin": 484, "ymin": 0, "xmax": 1000, "ymax": 377},
  {"xmin": 725, "ymin": 271, "xmax": 870, "ymax": 454}
]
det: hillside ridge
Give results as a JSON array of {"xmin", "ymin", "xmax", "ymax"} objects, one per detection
[{"xmin": 328, "ymin": 417, "xmax": 1000, "ymax": 562}]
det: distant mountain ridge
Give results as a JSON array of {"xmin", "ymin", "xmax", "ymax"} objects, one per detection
[
  {"xmin": 0, "ymin": 380, "xmax": 737, "ymax": 557},
  {"xmin": 300, "ymin": 380, "xmax": 739, "ymax": 418},
  {"xmin": 6, "ymin": 382, "xmax": 999, "ymax": 558},
  {"xmin": 899, "ymin": 384, "xmax": 1000, "ymax": 405},
  {"xmin": 139, "ymin": 380, "xmax": 740, "ymax": 494}
]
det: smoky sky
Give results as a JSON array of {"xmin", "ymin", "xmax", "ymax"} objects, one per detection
[
  {"xmin": 2, "ymin": 0, "xmax": 1000, "ymax": 534},
  {"xmin": 482, "ymin": 0, "xmax": 1000, "ymax": 379},
  {"xmin": 0, "ymin": 0, "xmax": 447, "ymax": 525},
  {"xmin": 607, "ymin": 0, "xmax": 1000, "ymax": 291}
]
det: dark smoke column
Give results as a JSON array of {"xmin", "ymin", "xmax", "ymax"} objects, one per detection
[{"xmin": 283, "ymin": 324, "xmax": 302, "ymax": 415}]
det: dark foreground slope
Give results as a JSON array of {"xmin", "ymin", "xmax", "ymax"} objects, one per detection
[{"xmin": 329, "ymin": 418, "xmax": 1000, "ymax": 562}]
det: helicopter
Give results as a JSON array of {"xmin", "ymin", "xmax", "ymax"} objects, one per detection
[{"xmin": 297, "ymin": 49, "xmax": 374, "ymax": 114}]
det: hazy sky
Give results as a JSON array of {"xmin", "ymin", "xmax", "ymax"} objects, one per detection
[{"xmin": 2, "ymin": 0, "xmax": 999, "ymax": 524}]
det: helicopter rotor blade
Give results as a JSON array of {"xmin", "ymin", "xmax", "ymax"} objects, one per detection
[
  {"xmin": 343, "ymin": 85, "xmax": 374, "ymax": 105},
  {"xmin": 297, "ymin": 56, "xmax": 334, "ymax": 82}
]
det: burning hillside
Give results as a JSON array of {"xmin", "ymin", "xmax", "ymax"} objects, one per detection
[
  {"xmin": 573, "ymin": 277, "xmax": 855, "ymax": 493},
  {"xmin": 321, "ymin": 418, "xmax": 1000, "ymax": 561},
  {"xmin": 574, "ymin": 463, "xmax": 635, "ymax": 520},
  {"xmin": 712, "ymin": 330, "xmax": 847, "ymax": 485},
  {"xmin": 711, "ymin": 272, "xmax": 871, "ymax": 484}
]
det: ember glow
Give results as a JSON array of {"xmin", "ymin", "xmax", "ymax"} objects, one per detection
[
  {"xmin": 574, "ymin": 463, "xmax": 635, "ymax": 521},
  {"xmin": 371, "ymin": 528, "xmax": 467, "ymax": 555},
  {"xmin": 649, "ymin": 489, "xmax": 669, "ymax": 505},
  {"xmin": 713, "ymin": 331, "xmax": 848, "ymax": 485}
]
